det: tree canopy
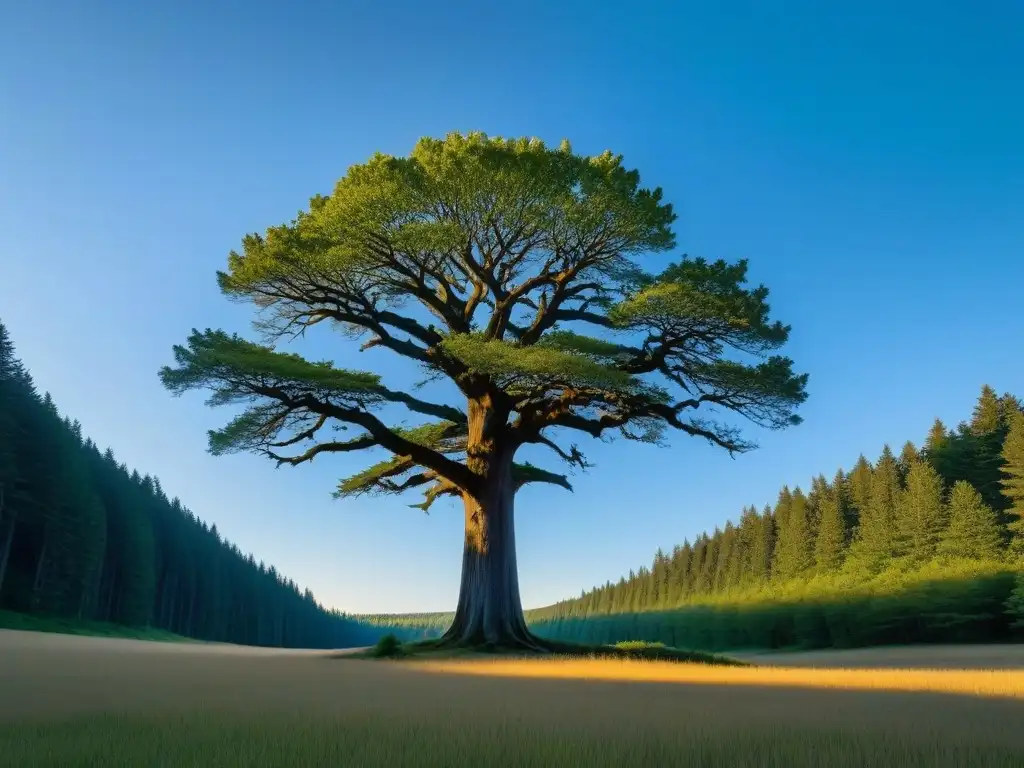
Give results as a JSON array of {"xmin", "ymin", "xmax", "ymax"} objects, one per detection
[{"xmin": 159, "ymin": 132, "xmax": 808, "ymax": 510}]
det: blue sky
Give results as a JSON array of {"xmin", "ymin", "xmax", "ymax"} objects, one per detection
[{"xmin": 1, "ymin": 1, "xmax": 1021, "ymax": 614}]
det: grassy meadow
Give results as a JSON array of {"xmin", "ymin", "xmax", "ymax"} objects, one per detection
[
  {"xmin": 0, "ymin": 610, "xmax": 195, "ymax": 643},
  {"xmin": 2, "ymin": 631, "xmax": 1023, "ymax": 767}
]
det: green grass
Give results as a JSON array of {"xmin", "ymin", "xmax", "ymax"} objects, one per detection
[
  {"xmin": 2, "ymin": 714, "xmax": 1020, "ymax": 768},
  {"xmin": 0, "ymin": 610, "xmax": 195, "ymax": 643}
]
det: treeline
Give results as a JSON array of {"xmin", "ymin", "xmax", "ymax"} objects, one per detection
[
  {"xmin": 0, "ymin": 321, "xmax": 406, "ymax": 648},
  {"xmin": 530, "ymin": 386, "xmax": 1024, "ymax": 650},
  {"xmin": 357, "ymin": 613, "xmax": 449, "ymax": 638}
]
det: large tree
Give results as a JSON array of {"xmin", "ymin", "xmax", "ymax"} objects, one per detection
[{"xmin": 159, "ymin": 133, "xmax": 807, "ymax": 649}]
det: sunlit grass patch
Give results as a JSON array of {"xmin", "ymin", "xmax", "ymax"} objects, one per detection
[{"xmin": 412, "ymin": 657, "xmax": 1024, "ymax": 700}]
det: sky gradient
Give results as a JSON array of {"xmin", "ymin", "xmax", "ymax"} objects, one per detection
[{"xmin": 2, "ymin": 1, "xmax": 1021, "ymax": 613}]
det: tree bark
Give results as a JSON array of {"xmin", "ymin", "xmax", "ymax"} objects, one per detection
[{"xmin": 438, "ymin": 465, "xmax": 541, "ymax": 648}]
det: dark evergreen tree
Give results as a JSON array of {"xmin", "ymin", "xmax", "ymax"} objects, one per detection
[
  {"xmin": 847, "ymin": 455, "xmax": 872, "ymax": 540},
  {"xmin": 971, "ymin": 385, "xmax": 1003, "ymax": 436},
  {"xmin": 0, "ymin": 318, "xmax": 398, "ymax": 649},
  {"xmin": 774, "ymin": 487, "xmax": 812, "ymax": 579},
  {"xmin": 532, "ymin": 389, "xmax": 1024, "ymax": 651},
  {"xmin": 848, "ymin": 446, "xmax": 899, "ymax": 572},
  {"xmin": 1001, "ymin": 410, "xmax": 1024, "ymax": 557},
  {"xmin": 895, "ymin": 459, "xmax": 947, "ymax": 561},
  {"xmin": 897, "ymin": 441, "xmax": 920, "ymax": 484},
  {"xmin": 814, "ymin": 474, "xmax": 847, "ymax": 572},
  {"xmin": 939, "ymin": 481, "xmax": 1003, "ymax": 561}
]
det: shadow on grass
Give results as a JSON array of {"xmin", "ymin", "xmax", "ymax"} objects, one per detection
[
  {"xmin": 3, "ymin": 693, "xmax": 1023, "ymax": 767},
  {"xmin": 334, "ymin": 634, "xmax": 746, "ymax": 665}
]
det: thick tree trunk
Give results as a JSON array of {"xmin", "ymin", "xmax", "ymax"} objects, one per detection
[{"xmin": 438, "ymin": 451, "xmax": 545, "ymax": 650}]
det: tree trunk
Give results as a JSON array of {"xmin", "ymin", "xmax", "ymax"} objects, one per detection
[{"xmin": 438, "ymin": 450, "xmax": 545, "ymax": 650}]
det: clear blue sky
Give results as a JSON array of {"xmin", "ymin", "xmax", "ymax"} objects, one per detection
[{"xmin": 1, "ymin": 1, "xmax": 1021, "ymax": 614}]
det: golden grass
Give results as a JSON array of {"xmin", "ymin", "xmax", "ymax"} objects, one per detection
[
  {"xmin": 2, "ymin": 631, "xmax": 1023, "ymax": 766},
  {"xmin": 415, "ymin": 657, "xmax": 1024, "ymax": 700}
]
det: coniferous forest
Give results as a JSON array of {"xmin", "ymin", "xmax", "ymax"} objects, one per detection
[
  {"xmin": 527, "ymin": 386, "xmax": 1024, "ymax": 650},
  {"xmin": 4, "ymin": 309, "xmax": 1024, "ymax": 653},
  {"xmin": 0, "ymin": 321, "xmax": 403, "ymax": 648}
]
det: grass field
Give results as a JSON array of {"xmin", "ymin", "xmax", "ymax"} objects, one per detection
[{"xmin": 1, "ymin": 630, "xmax": 1023, "ymax": 767}]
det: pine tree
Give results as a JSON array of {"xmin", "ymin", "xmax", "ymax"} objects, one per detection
[
  {"xmin": 815, "ymin": 474, "xmax": 848, "ymax": 572},
  {"xmin": 774, "ymin": 487, "xmax": 813, "ymax": 580},
  {"xmin": 999, "ymin": 394, "xmax": 1024, "ymax": 423},
  {"xmin": 847, "ymin": 455, "xmax": 872, "ymax": 539},
  {"xmin": 736, "ymin": 506, "xmax": 759, "ymax": 586},
  {"xmin": 1001, "ymin": 410, "xmax": 1024, "ymax": 557},
  {"xmin": 925, "ymin": 418, "xmax": 948, "ymax": 455},
  {"xmin": 724, "ymin": 520, "xmax": 745, "ymax": 589},
  {"xmin": 895, "ymin": 459, "xmax": 948, "ymax": 561},
  {"xmin": 848, "ymin": 445, "xmax": 899, "ymax": 572},
  {"xmin": 939, "ymin": 481, "xmax": 1003, "ymax": 561},
  {"xmin": 714, "ymin": 523, "xmax": 735, "ymax": 593},
  {"xmin": 806, "ymin": 474, "xmax": 828, "ymax": 545},
  {"xmin": 898, "ymin": 441, "xmax": 920, "ymax": 484},
  {"xmin": 971, "ymin": 385, "xmax": 1003, "ymax": 436},
  {"xmin": 744, "ymin": 506, "xmax": 774, "ymax": 585},
  {"xmin": 666, "ymin": 542, "xmax": 691, "ymax": 606},
  {"xmin": 698, "ymin": 532, "xmax": 719, "ymax": 594},
  {"xmin": 687, "ymin": 535, "xmax": 707, "ymax": 597}
]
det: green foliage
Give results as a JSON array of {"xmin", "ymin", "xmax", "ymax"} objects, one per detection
[
  {"xmin": 371, "ymin": 633, "xmax": 405, "ymax": 657},
  {"xmin": 0, "ymin": 609, "xmax": 192, "ymax": 642},
  {"xmin": 535, "ymin": 330, "xmax": 633, "ymax": 360},
  {"xmin": 608, "ymin": 257, "xmax": 788, "ymax": 352},
  {"xmin": 336, "ymin": 422, "xmax": 465, "ymax": 499},
  {"xmin": 814, "ymin": 476, "xmax": 847, "ymax": 572},
  {"xmin": 613, "ymin": 639, "xmax": 665, "ymax": 650},
  {"xmin": 440, "ymin": 333, "xmax": 643, "ymax": 393},
  {"xmin": 847, "ymin": 446, "xmax": 899, "ymax": 572},
  {"xmin": 1001, "ymin": 410, "xmax": 1024, "ymax": 554},
  {"xmin": 774, "ymin": 488, "xmax": 813, "ymax": 579},
  {"xmin": 534, "ymin": 560, "xmax": 1021, "ymax": 651},
  {"xmin": 0, "ymin": 319, "xmax": 403, "ymax": 649},
  {"xmin": 895, "ymin": 460, "xmax": 947, "ymax": 561},
  {"xmin": 162, "ymin": 132, "xmax": 808, "ymax": 532},
  {"xmin": 161, "ymin": 329, "xmax": 382, "ymax": 404},
  {"xmin": 940, "ymin": 482, "xmax": 1004, "ymax": 561},
  {"xmin": 529, "ymin": 389, "xmax": 1024, "ymax": 651},
  {"xmin": 1006, "ymin": 574, "xmax": 1024, "ymax": 630},
  {"xmin": 971, "ymin": 385, "xmax": 1003, "ymax": 435}
]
